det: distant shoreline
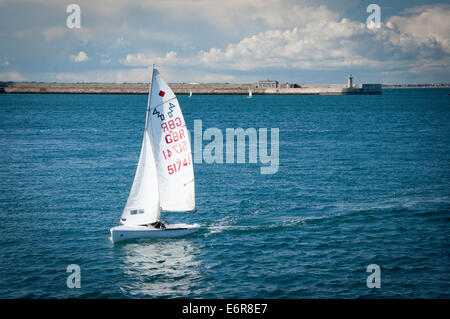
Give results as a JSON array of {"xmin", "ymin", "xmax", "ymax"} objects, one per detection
[
  {"xmin": 0, "ymin": 82, "xmax": 384, "ymax": 95},
  {"xmin": 382, "ymin": 85, "xmax": 450, "ymax": 89},
  {"xmin": 0, "ymin": 82, "xmax": 448, "ymax": 95}
]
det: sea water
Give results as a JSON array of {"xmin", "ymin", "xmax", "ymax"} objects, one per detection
[{"xmin": 0, "ymin": 89, "xmax": 448, "ymax": 298}]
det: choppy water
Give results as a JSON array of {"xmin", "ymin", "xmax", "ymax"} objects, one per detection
[{"xmin": 0, "ymin": 89, "xmax": 449, "ymax": 298}]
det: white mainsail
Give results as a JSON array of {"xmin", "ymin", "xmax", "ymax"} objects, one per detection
[
  {"xmin": 147, "ymin": 69, "xmax": 195, "ymax": 212},
  {"xmin": 248, "ymin": 88, "xmax": 252, "ymax": 98},
  {"xmin": 189, "ymin": 90, "xmax": 192, "ymax": 97},
  {"xmin": 120, "ymin": 67, "xmax": 195, "ymax": 226}
]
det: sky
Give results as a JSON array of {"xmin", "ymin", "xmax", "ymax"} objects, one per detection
[{"xmin": 0, "ymin": 0, "xmax": 449, "ymax": 84}]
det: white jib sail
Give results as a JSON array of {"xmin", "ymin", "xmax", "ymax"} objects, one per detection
[
  {"xmin": 120, "ymin": 129, "xmax": 160, "ymax": 225},
  {"xmin": 248, "ymin": 88, "xmax": 252, "ymax": 97},
  {"xmin": 148, "ymin": 68, "xmax": 195, "ymax": 212}
]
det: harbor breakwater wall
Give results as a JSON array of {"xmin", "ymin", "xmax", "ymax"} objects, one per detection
[{"xmin": 0, "ymin": 82, "xmax": 382, "ymax": 95}]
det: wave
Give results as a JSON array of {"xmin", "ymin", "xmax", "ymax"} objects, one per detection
[{"xmin": 201, "ymin": 204, "xmax": 450, "ymax": 237}]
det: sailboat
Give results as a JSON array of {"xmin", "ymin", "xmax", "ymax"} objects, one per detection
[
  {"xmin": 110, "ymin": 66, "xmax": 199, "ymax": 243},
  {"xmin": 189, "ymin": 90, "xmax": 192, "ymax": 98},
  {"xmin": 248, "ymin": 88, "xmax": 252, "ymax": 98}
]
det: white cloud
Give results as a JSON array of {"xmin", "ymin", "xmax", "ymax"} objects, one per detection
[
  {"xmin": 138, "ymin": 1, "xmax": 339, "ymax": 36},
  {"xmin": 5, "ymin": 1, "xmax": 449, "ymax": 83},
  {"xmin": 0, "ymin": 71, "xmax": 25, "ymax": 81},
  {"xmin": 56, "ymin": 1, "xmax": 335, "ymax": 31},
  {"xmin": 52, "ymin": 67, "xmax": 152, "ymax": 83},
  {"xmin": 106, "ymin": 4, "xmax": 450, "ymax": 83},
  {"xmin": 41, "ymin": 66, "xmax": 238, "ymax": 84},
  {"xmin": 121, "ymin": 51, "xmax": 178, "ymax": 67},
  {"xmin": 196, "ymin": 6, "xmax": 450, "ymax": 75},
  {"xmin": 70, "ymin": 51, "xmax": 89, "ymax": 62},
  {"xmin": 388, "ymin": 5, "xmax": 450, "ymax": 53},
  {"xmin": 198, "ymin": 20, "xmax": 370, "ymax": 70}
]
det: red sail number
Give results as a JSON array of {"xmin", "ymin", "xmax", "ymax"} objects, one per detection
[
  {"xmin": 161, "ymin": 117, "xmax": 183, "ymax": 133},
  {"xmin": 165, "ymin": 128, "xmax": 185, "ymax": 144},
  {"xmin": 167, "ymin": 155, "xmax": 191, "ymax": 175}
]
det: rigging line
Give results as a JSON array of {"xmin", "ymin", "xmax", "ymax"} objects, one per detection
[{"xmin": 145, "ymin": 68, "xmax": 154, "ymax": 130}]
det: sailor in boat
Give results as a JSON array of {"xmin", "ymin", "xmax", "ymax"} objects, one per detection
[{"xmin": 149, "ymin": 221, "xmax": 166, "ymax": 229}]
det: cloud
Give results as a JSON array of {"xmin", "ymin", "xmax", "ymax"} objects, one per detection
[
  {"xmin": 388, "ymin": 4, "xmax": 450, "ymax": 53},
  {"xmin": 196, "ymin": 6, "xmax": 450, "ymax": 75},
  {"xmin": 70, "ymin": 51, "xmax": 89, "ymax": 62},
  {"xmin": 0, "ymin": 71, "xmax": 25, "ymax": 81},
  {"xmin": 121, "ymin": 51, "xmax": 178, "ymax": 67},
  {"xmin": 2, "ymin": 1, "xmax": 449, "ymax": 83},
  {"xmin": 134, "ymin": 1, "xmax": 340, "ymax": 36},
  {"xmin": 39, "ymin": 66, "xmax": 238, "ymax": 84},
  {"xmin": 51, "ymin": 67, "xmax": 152, "ymax": 83},
  {"xmin": 198, "ymin": 20, "xmax": 370, "ymax": 70},
  {"xmin": 49, "ymin": 0, "xmax": 336, "ymax": 32}
]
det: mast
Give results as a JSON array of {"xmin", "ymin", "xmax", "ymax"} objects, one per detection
[
  {"xmin": 145, "ymin": 64, "xmax": 155, "ymax": 130},
  {"xmin": 146, "ymin": 64, "xmax": 162, "ymax": 222}
]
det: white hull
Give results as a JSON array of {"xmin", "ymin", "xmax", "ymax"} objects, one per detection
[{"xmin": 110, "ymin": 223, "xmax": 200, "ymax": 243}]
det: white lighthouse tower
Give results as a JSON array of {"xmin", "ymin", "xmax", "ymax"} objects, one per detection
[{"xmin": 348, "ymin": 74, "xmax": 353, "ymax": 88}]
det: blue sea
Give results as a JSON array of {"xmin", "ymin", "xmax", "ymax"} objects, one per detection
[{"xmin": 0, "ymin": 89, "xmax": 449, "ymax": 298}]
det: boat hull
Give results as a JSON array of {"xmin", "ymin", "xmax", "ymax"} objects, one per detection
[{"xmin": 110, "ymin": 223, "xmax": 200, "ymax": 243}]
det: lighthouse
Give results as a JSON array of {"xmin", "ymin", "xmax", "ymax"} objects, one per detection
[{"xmin": 348, "ymin": 74, "xmax": 353, "ymax": 88}]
